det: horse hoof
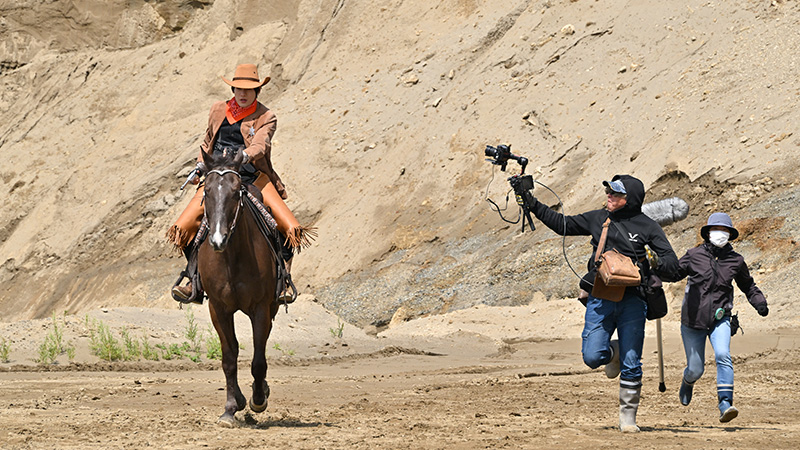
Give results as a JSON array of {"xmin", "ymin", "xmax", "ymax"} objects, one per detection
[
  {"xmin": 249, "ymin": 397, "xmax": 268, "ymax": 413},
  {"xmin": 217, "ymin": 413, "xmax": 236, "ymax": 428}
]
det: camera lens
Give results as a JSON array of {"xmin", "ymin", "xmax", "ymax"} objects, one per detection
[{"xmin": 485, "ymin": 146, "xmax": 497, "ymax": 158}]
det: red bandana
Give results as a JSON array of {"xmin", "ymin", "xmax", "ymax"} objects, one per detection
[{"xmin": 225, "ymin": 98, "xmax": 257, "ymax": 124}]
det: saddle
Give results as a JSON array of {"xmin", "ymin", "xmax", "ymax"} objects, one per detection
[{"xmin": 242, "ymin": 187, "xmax": 298, "ymax": 310}]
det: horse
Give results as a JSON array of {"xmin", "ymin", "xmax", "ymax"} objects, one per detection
[{"xmin": 197, "ymin": 148, "xmax": 281, "ymax": 427}]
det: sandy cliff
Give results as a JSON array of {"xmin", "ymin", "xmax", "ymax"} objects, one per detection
[{"xmin": 1, "ymin": 0, "xmax": 798, "ymax": 329}]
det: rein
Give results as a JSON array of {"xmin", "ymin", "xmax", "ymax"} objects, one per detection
[
  {"xmin": 201, "ymin": 165, "xmax": 290, "ymax": 310},
  {"xmin": 205, "ymin": 169, "xmax": 244, "ymax": 237}
]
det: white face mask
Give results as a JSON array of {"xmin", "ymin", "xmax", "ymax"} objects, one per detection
[{"xmin": 709, "ymin": 230, "xmax": 730, "ymax": 247}]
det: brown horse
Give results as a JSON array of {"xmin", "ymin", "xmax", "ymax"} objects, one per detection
[{"xmin": 197, "ymin": 148, "xmax": 280, "ymax": 427}]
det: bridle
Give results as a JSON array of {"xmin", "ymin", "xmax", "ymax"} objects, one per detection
[{"xmin": 204, "ymin": 169, "xmax": 244, "ymax": 237}]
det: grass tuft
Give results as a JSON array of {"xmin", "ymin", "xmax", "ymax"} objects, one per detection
[
  {"xmin": 205, "ymin": 325, "xmax": 222, "ymax": 360},
  {"xmin": 272, "ymin": 342, "xmax": 295, "ymax": 356},
  {"xmin": 0, "ymin": 337, "xmax": 11, "ymax": 363},
  {"xmin": 88, "ymin": 318, "xmax": 124, "ymax": 362},
  {"xmin": 330, "ymin": 318, "xmax": 345, "ymax": 339},
  {"xmin": 36, "ymin": 312, "xmax": 76, "ymax": 364}
]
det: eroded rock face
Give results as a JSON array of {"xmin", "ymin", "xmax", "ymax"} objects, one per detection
[
  {"xmin": 0, "ymin": 0, "xmax": 799, "ymax": 325},
  {"xmin": 0, "ymin": 0, "xmax": 213, "ymax": 70}
]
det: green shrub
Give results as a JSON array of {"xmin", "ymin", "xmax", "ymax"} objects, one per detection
[
  {"xmin": 89, "ymin": 319, "xmax": 124, "ymax": 362},
  {"xmin": 81, "ymin": 312, "xmax": 210, "ymax": 363},
  {"xmin": 121, "ymin": 328, "xmax": 141, "ymax": 361},
  {"xmin": 36, "ymin": 312, "xmax": 75, "ymax": 364},
  {"xmin": 141, "ymin": 337, "xmax": 159, "ymax": 361},
  {"xmin": 205, "ymin": 325, "xmax": 222, "ymax": 360},
  {"xmin": 156, "ymin": 342, "xmax": 191, "ymax": 360},
  {"xmin": 0, "ymin": 337, "xmax": 11, "ymax": 363},
  {"xmin": 184, "ymin": 308, "xmax": 201, "ymax": 352}
]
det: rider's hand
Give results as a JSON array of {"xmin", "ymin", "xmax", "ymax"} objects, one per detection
[{"xmin": 189, "ymin": 162, "xmax": 206, "ymax": 185}]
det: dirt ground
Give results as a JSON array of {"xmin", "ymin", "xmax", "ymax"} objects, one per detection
[{"xmin": 2, "ymin": 300, "xmax": 799, "ymax": 449}]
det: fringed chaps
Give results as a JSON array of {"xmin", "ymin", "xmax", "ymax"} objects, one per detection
[
  {"xmin": 166, "ymin": 187, "xmax": 205, "ymax": 251},
  {"xmin": 253, "ymin": 174, "xmax": 317, "ymax": 253},
  {"xmin": 166, "ymin": 173, "xmax": 316, "ymax": 254}
]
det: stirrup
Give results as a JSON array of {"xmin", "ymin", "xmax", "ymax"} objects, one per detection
[
  {"xmin": 278, "ymin": 274, "xmax": 298, "ymax": 307},
  {"xmin": 171, "ymin": 271, "xmax": 203, "ymax": 305}
]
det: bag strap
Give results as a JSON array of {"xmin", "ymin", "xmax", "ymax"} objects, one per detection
[
  {"xmin": 612, "ymin": 221, "xmax": 649, "ymax": 287},
  {"xmin": 595, "ymin": 218, "xmax": 611, "ymax": 264},
  {"xmin": 612, "ymin": 221, "xmax": 642, "ymax": 262}
]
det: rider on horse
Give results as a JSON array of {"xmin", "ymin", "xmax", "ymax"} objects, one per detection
[{"xmin": 167, "ymin": 63, "xmax": 307, "ymax": 304}]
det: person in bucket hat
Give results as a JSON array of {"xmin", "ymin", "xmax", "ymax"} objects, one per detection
[
  {"xmin": 700, "ymin": 212, "xmax": 740, "ymax": 242},
  {"xmin": 667, "ymin": 212, "xmax": 768, "ymax": 423},
  {"xmin": 167, "ymin": 63, "xmax": 298, "ymax": 304}
]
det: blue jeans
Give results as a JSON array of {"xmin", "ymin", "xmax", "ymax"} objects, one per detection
[
  {"xmin": 582, "ymin": 291, "xmax": 647, "ymax": 380},
  {"xmin": 681, "ymin": 318, "xmax": 733, "ymax": 400}
]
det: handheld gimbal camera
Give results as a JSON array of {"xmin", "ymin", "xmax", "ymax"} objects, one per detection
[
  {"xmin": 484, "ymin": 144, "xmax": 535, "ymax": 231},
  {"xmin": 485, "ymin": 144, "xmax": 528, "ymax": 173}
]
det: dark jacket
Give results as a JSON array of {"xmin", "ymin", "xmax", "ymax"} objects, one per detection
[
  {"xmin": 671, "ymin": 242, "xmax": 767, "ymax": 330},
  {"xmin": 529, "ymin": 175, "xmax": 679, "ymax": 296}
]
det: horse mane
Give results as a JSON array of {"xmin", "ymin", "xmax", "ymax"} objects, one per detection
[{"xmin": 202, "ymin": 147, "xmax": 245, "ymax": 173}]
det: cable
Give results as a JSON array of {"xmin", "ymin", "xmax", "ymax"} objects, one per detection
[
  {"xmin": 485, "ymin": 168, "xmax": 593, "ymax": 285},
  {"xmin": 485, "ymin": 168, "xmax": 588, "ymax": 284},
  {"xmin": 484, "ymin": 165, "xmax": 521, "ymax": 225},
  {"xmin": 532, "ymin": 180, "xmax": 589, "ymax": 285}
]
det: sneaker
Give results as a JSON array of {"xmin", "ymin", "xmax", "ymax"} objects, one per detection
[
  {"xmin": 719, "ymin": 401, "xmax": 739, "ymax": 423},
  {"xmin": 679, "ymin": 378, "xmax": 694, "ymax": 406},
  {"xmin": 605, "ymin": 339, "xmax": 621, "ymax": 379}
]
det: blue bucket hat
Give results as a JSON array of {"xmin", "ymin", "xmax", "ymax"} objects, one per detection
[
  {"xmin": 602, "ymin": 179, "xmax": 626, "ymax": 195},
  {"xmin": 701, "ymin": 212, "xmax": 739, "ymax": 241}
]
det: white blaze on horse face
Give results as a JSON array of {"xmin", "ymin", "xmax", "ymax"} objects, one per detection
[
  {"xmin": 209, "ymin": 183, "xmax": 228, "ymax": 250},
  {"xmin": 210, "ymin": 227, "xmax": 226, "ymax": 249}
]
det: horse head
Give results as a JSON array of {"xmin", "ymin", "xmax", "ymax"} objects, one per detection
[{"xmin": 201, "ymin": 147, "xmax": 246, "ymax": 252}]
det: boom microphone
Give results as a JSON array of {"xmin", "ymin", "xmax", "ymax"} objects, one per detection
[{"xmin": 642, "ymin": 197, "xmax": 689, "ymax": 227}]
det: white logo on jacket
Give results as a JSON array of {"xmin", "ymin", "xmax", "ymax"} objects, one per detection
[{"xmin": 628, "ymin": 233, "xmax": 639, "ymax": 242}]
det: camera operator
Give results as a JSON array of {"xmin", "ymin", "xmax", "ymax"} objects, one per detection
[{"xmin": 516, "ymin": 174, "xmax": 678, "ymax": 432}]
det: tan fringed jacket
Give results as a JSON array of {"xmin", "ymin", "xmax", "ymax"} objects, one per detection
[{"xmin": 199, "ymin": 100, "xmax": 286, "ymax": 199}]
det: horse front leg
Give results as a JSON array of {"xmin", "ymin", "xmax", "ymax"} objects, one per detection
[
  {"xmin": 248, "ymin": 304, "xmax": 274, "ymax": 413},
  {"xmin": 210, "ymin": 305, "xmax": 246, "ymax": 427}
]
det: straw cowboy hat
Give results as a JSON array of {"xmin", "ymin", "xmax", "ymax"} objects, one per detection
[{"xmin": 221, "ymin": 63, "xmax": 270, "ymax": 89}]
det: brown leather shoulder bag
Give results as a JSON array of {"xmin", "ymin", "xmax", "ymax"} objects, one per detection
[{"xmin": 591, "ymin": 219, "xmax": 641, "ymax": 301}]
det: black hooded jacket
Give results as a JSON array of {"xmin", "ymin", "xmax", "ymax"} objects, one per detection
[
  {"xmin": 669, "ymin": 242, "xmax": 767, "ymax": 330},
  {"xmin": 529, "ymin": 174, "xmax": 679, "ymax": 295}
]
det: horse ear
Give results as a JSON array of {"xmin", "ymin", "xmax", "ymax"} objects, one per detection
[
  {"xmin": 200, "ymin": 146, "xmax": 212, "ymax": 167},
  {"xmin": 232, "ymin": 147, "xmax": 245, "ymax": 168}
]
